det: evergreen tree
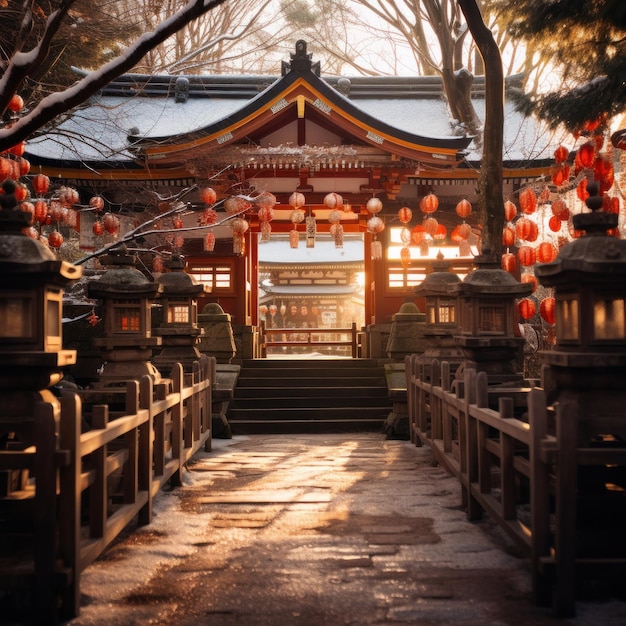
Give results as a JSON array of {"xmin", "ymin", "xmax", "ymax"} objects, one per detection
[{"xmin": 498, "ymin": 0, "xmax": 626, "ymax": 132}]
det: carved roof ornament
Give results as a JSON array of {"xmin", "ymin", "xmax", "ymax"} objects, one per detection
[{"xmin": 282, "ymin": 40, "xmax": 320, "ymax": 77}]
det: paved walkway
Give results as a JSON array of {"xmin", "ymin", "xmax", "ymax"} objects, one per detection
[{"xmin": 68, "ymin": 434, "xmax": 626, "ymax": 625}]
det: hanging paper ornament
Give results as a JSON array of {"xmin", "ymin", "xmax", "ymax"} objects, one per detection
[
  {"xmin": 366, "ymin": 197, "xmax": 383, "ymax": 214},
  {"xmin": 531, "ymin": 238, "xmax": 550, "ymax": 262},
  {"xmin": 172, "ymin": 215, "xmax": 183, "ymax": 229},
  {"xmin": 519, "ymin": 187, "xmax": 537, "ymax": 214},
  {"xmin": 554, "ymin": 145, "xmax": 569, "ymax": 164},
  {"xmin": 20, "ymin": 201, "xmax": 34, "ymax": 223},
  {"xmin": 233, "ymin": 232, "xmax": 245, "ymax": 255},
  {"xmin": 305, "ymin": 214, "xmax": 316, "ymax": 248},
  {"xmin": 502, "ymin": 226, "xmax": 515, "ymax": 247},
  {"xmin": 204, "ymin": 232, "xmax": 216, "ymax": 252},
  {"xmin": 200, "ymin": 187, "xmax": 217, "ymax": 205},
  {"xmin": 34, "ymin": 199, "xmax": 47, "ymax": 223},
  {"xmin": 457, "ymin": 223, "xmax": 472, "ymax": 240},
  {"xmin": 331, "ymin": 222, "xmax": 344, "ymax": 248},
  {"xmin": 48, "ymin": 230, "xmax": 63, "ymax": 248},
  {"xmin": 548, "ymin": 215, "xmax": 562, "ymax": 233},
  {"xmin": 502, "ymin": 252, "xmax": 516, "ymax": 273},
  {"xmin": 289, "ymin": 191, "xmax": 306, "ymax": 208},
  {"xmin": 371, "ymin": 239, "xmax": 383, "ymax": 261},
  {"xmin": 551, "ymin": 164, "xmax": 570, "ymax": 187},
  {"xmin": 65, "ymin": 208, "xmax": 78, "ymax": 230},
  {"xmin": 504, "ymin": 200, "xmax": 517, "ymax": 222},
  {"xmin": 576, "ymin": 178, "xmax": 590, "ymax": 202},
  {"xmin": 578, "ymin": 142, "xmax": 595, "ymax": 168},
  {"xmin": 518, "ymin": 298, "xmax": 537, "ymax": 320},
  {"xmin": 260, "ymin": 220, "xmax": 272, "ymax": 242},
  {"xmin": 93, "ymin": 220, "xmax": 104, "ymax": 236},
  {"xmin": 258, "ymin": 206, "xmax": 275, "ymax": 223},
  {"xmin": 254, "ymin": 191, "xmax": 277, "ymax": 209},
  {"xmin": 32, "ymin": 173, "xmax": 50, "ymax": 196},
  {"xmin": 201, "ymin": 207, "xmax": 218, "ymax": 225},
  {"xmin": 400, "ymin": 227, "xmax": 412, "ymax": 245},
  {"xmin": 398, "ymin": 206, "xmax": 412, "ymax": 223},
  {"xmin": 327, "ymin": 209, "xmax": 342, "ymax": 224},
  {"xmin": 367, "ymin": 215, "xmax": 385, "ymax": 235},
  {"xmin": 455, "ymin": 198, "xmax": 472, "ymax": 218},
  {"xmin": 515, "ymin": 217, "xmax": 533, "ymax": 241},
  {"xmin": 230, "ymin": 217, "xmax": 249, "ymax": 235},
  {"xmin": 90, "ymin": 195, "xmax": 105, "ymax": 212},
  {"xmin": 458, "ymin": 240, "xmax": 472, "ymax": 257},
  {"xmin": 518, "ymin": 245, "xmax": 536, "ymax": 267},
  {"xmin": 290, "ymin": 208, "xmax": 305, "ymax": 224},
  {"xmin": 8, "ymin": 94, "xmax": 24, "ymax": 112},
  {"xmin": 224, "ymin": 196, "xmax": 251, "ymax": 214},
  {"xmin": 324, "ymin": 192, "xmax": 343, "ymax": 209},
  {"xmin": 23, "ymin": 226, "xmax": 38, "ymax": 239},
  {"xmin": 289, "ymin": 229, "xmax": 299, "ymax": 249},
  {"xmin": 540, "ymin": 297, "xmax": 555, "ymax": 324},
  {"xmin": 400, "ymin": 246, "xmax": 411, "ymax": 268},
  {"xmin": 420, "ymin": 193, "xmax": 439, "ymax": 214},
  {"xmin": 103, "ymin": 213, "xmax": 120, "ymax": 235}
]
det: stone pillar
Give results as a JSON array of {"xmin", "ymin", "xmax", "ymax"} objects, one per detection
[
  {"xmin": 198, "ymin": 303, "xmax": 236, "ymax": 364},
  {"xmin": 386, "ymin": 302, "xmax": 426, "ymax": 362}
]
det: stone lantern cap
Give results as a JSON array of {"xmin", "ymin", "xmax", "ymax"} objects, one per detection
[
  {"xmin": 200, "ymin": 302, "xmax": 231, "ymax": 322},
  {"xmin": 88, "ymin": 245, "xmax": 161, "ymax": 298},
  {"xmin": 392, "ymin": 301, "xmax": 424, "ymax": 321},
  {"xmin": 414, "ymin": 253, "xmax": 461, "ymax": 297},
  {"xmin": 450, "ymin": 254, "xmax": 533, "ymax": 298},
  {"xmin": 157, "ymin": 253, "xmax": 209, "ymax": 297}
]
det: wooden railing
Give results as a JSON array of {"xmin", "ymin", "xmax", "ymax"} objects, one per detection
[
  {"xmin": 260, "ymin": 321, "xmax": 360, "ymax": 357},
  {"xmin": 0, "ymin": 356, "xmax": 214, "ymax": 623},
  {"xmin": 405, "ymin": 354, "xmax": 626, "ymax": 617}
]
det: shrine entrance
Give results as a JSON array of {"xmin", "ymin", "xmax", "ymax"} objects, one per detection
[{"xmin": 257, "ymin": 233, "xmax": 365, "ymax": 358}]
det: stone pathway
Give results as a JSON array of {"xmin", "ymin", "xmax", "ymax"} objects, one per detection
[{"xmin": 67, "ymin": 434, "xmax": 626, "ymax": 625}]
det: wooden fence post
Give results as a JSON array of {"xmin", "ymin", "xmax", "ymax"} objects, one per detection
[{"xmin": 138, "ymin": 375, "xmax": 154, "ymax": 526}]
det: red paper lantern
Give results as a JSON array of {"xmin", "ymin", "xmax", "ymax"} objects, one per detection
[
  {"xmin": 518, "ymin": 245, "xmax": 536, "ymax": 267},
  {"xmin": 504, "ymin": 200, "xmax": 517, "ymax": 222},
  {"xmin": 323, "ymin": 192, "xmax": 343, "ymax": 209},
  {"xmin": 8, "ymin": 94, "xmax": 24, "ymax": 112},
  {"xmin": 502, "ymin": 252, "xmax": 516, "ymax": 273},
  {"xmin": 457, "ymin": 223, "xmax": 472, "ymax": 240},
  {"xmin": 90, "ymin": 196, "xmax": 105, "ymax": 211},
  {"xmin": 92, "ymin": 220, "xmax": 104, "ymax": 236},
  {"xmin": 34, "ymin": 199, "xmax": 48, "ymax": 222},
  {"xmin": 519, "ymin": 187, "xmax": 537, "ymax": 214},
  {"xmin": 539, "ymin": 297, "xmax": 555, "ymax": 324},
  {"xmin": 200, "ymin": 187, "xmax": 217, "ymax": 205},
  {"xmin": 604, "ymin": 195, "xmax": 620, "ymax": 214},
  {"xmin": 32, "ymin": 173, "xmax": 50, "ymax": 196},
  {"xmin": 537, "ymin": 242, "xmax": 557, "ymax": 263},
  {"xmin": 515, "ymin": 217, "xmax": 532, "ymax": 241},
  {"xmin": 398, "ymin": 206, "xmax": 412, "ymax": 223},
  {"xmin": 548, "ymin": 215, "xmax": 562, "ymax": 233},
  {"xmin": 502, "ymin": 226, "xmax": 515, "ymax": 247},
  {"xmin": 103, "ymin": 213, "xmax": 120, "ymax": 235},
  {"xmin": 420, "ymin": 193, "xmax": 439, "ymax": 214},
  {"xmin": 578, "ymin": 142, "xmax": 595, "ymax": 168},
  {"xmin": 48, "ymin": 230, "xmax": 63, "ymax": 248},
  {"xmin": 450, "ymin": 225, "xmax": 464, "ymax": 243},
  {"xmin": 551, "ymin": 164, "xmax": 570, "ymax": 187},
  {"xmin": 0, "ymin": 157, "xmax": 12, "ymax": 181},
  {"xmin": 455, "ymin": 199, "xmax": 472, "ymax": 218},
  {"xmin": 576, "ymin": 178, "xmax": 589, "ymax": 202},
  {"xmin": 518, "ymin": 298, "xmax": 537, "ymax": 320},
  {"xmin": 554, "ymin": 145, "xmax": 569, "ymax": 164}
]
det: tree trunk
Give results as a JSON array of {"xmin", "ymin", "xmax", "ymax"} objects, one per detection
[{"xmin": 457, "ymin": 0, "xmax": 504, "ymax": 257}]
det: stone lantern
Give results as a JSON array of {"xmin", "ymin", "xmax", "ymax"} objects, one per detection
[
  {"xmin": 386, "ymin": 301, "xmax": 426, "ymax": 361},
  {"xmin": 535, "ymin": 182, "xmax": 626, "ymax": 404},
  {"xmin": 413, "ymin": 251, "xmax": 464, "ymax": 370},
  {"xmin": 450, "ymin": 253, "xmax": 533, "ymax": 384},
  {"xmin": 87, "ymin": 245, "xmax": 162, "ymax": 387},
  {"xmin": 197, "ymin": 302, "xmax": 236, "ymax": 364},
  {"xmin": 0, "ymin": 179, "xmax": 81, "ymax": 446},
  {"xmin": 153, "ymin": 252, "xmax": 209, "ymax": 374}
]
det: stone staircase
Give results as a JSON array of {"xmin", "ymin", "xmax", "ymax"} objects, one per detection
[{"xmin": 226, "ymin": 358, "xmax": 393, "ymax": 434}]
